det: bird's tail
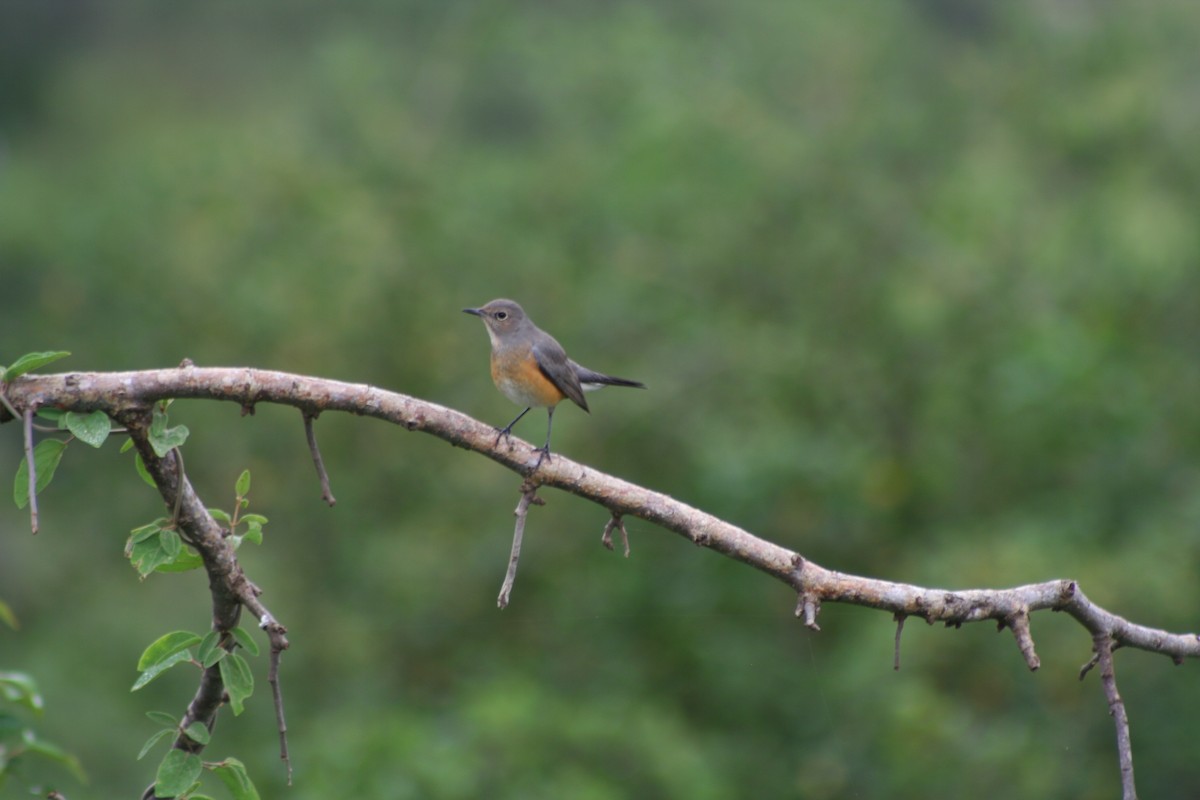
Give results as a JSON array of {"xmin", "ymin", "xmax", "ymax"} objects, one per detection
[{"xmin": 573, "ymin": 362, "xmax": 646, "ymax": 390}]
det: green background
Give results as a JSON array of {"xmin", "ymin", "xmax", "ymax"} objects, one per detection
[{"xmin": 3, "ymin": 1, "xmax": 1200, "ymax": 797}]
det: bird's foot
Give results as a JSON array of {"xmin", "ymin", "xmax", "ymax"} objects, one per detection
[
  {"xmin": 493, "ymin": 425, "xmax": 515, "ymax": 448},
  {"xmin": 532, "ymin": 445, "xmax": 553, "ymax": 468}
]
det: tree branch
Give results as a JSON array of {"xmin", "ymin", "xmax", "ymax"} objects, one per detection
[
  {"xmin": 302, "ymin": 410, "xmax": 336, "ymax": 506},
  {"xmin": 6, "ymin": 366, "xmax": 1200, "ymax": 793},
  {"xmin": 1093, "ymin": 633, "xmax": 1137, "ymax": 800},
  {"xmin": 498, "ymin": 480, "xmax": 543, "ymax": 609},
  {"xmin": 112, "ymin": 404, "xmax": 291, "ymax": 791}
]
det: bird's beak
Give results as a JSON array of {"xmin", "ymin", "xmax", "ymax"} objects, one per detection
[{"xmin": 463, "ymin": 307, "xmax": 483, "ymax": 317}]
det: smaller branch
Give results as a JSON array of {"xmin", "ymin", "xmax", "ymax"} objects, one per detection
[
  {"xmin": 1094, "ymin": 633, "xmax": 1138, "ymax": 800},
  {"xmin": 302, "ymin": 411, "xmax": 336, "ymax": 506},
  {"xmin": 795, "ymin": 593, "xmax": 821, "ymax": 631},
  {"xmin": 1005, "ymin": 609, "xmax": 1041, "ymax": 671},
  {"xmin": 498, "ymin": 480, "xmax": 543, "ymax": 609},
  {"xmin": 268, "ymin": 639, "xmax": 291, "ymax": 784},
  {"xmin": 237, "ymin": 584, "xmax": 292, "ymax": 782},
  {"xmin": 893, "ymin": 613, "xmax": 906, "ymax": 671},
  {"xmin": 601, "ymin": 512, "xmax": 631, "ymax": 557},
  {"xmin": 1079, "ymin": 650, "xmax": 1101, "ymax": 681},
  {"xmin": 23, "ymin": 407, "xmax": 38, "ymax": 534}
]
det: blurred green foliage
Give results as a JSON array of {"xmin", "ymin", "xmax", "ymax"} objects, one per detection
[{"xmin": 3, "ymin": 1, "xmax": 1200, "ymax": 796}]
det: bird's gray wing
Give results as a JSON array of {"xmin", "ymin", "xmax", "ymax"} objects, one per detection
[{"xmin": 532, "ymin": 334, "xmax": 589, "ymax": 411}]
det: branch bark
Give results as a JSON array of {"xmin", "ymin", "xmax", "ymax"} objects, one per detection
[{"xmin": 5, "ymin": 366, "xmax": 1199, "ymax": 794}]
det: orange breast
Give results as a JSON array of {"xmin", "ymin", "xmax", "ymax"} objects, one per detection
[{"xmin": 491, "ymin": 347, "xmax": 566, "ymax": 408}]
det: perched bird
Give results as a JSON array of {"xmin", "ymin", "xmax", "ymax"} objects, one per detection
[{"xmin": 464, "ymin": 298, "xmax": 644, "ymax": 465}]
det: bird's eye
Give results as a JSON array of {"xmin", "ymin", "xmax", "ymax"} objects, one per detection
[{"xmin": 495, "ymin": 311, "xmax": 508, "ymax": 320}]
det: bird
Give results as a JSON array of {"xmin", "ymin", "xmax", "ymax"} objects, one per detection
[{"xmin": 464, "ymin": 298, "xmax": 644, "ymax": 465}]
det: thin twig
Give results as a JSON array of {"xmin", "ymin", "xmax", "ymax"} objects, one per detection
[
  {"xmin": 794, "ymin": 593, "xmax": 821, "ymax": 631},
  {"xmin": 1094, "ymin": 633, "xmax": 1138, "ymax": 800},
  {"xmin": 601, "ymin": 512, "xmax": 631, "ymax": 557},
  {"xmin": 498, "ymin": 480, "xmax": 543, "ymax": 609},
  {"xmin": 237, "ymin": 586, "xmax": 292, "ymax": 781},
  {"xmin": 302, "ymin": 411, "xmax": 336, "ymax": 506},
  {"xmin": 893, "ymin": 614, "xmax": 906, "ymax": 671},
  {"xmin": 268, "ymin": 624, "xmax": 291, "ymax": 783},
  {"xmin": 1079, "ymin": 651, "xmax": 1102, "ymax": 680},
  {"xmin": 23, "ymin": 407, "xmax": 38, "ymax": 534},
  {"xmin": 1005, "ymin": 609, "xmax": 1041, "ymax": 671}
]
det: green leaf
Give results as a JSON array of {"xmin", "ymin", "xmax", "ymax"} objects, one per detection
[
  {"xmin": 212, "ymin": 758, "xmax": 261, "ymax": 800},
  {"xmin": 134, "ymin": 452, "xmax": 156, "ymax": 488},
  {"xmin": 35, "ymin": 408, "xmax": 65, "ymax": 424},
  {"xmin": 232, "ymin": 627, "xmax": 260, "ymax": 657},
  {"xmin": 138, "ymin": 632, "xmax": 202, "ymax": 670},
  {"xmin": 208, "ymin": 508, "xmax": 231, "ymax": 524},
  {"xmin": 129, "ymin": 521, "xmax": 164, "ymax": 545},
  {"xmin": 239, "ymin": 522, "xmax": 263, "ymax": 547},
  {"xmin": 235, "ymin": 469, "xmax": 251, "ymax": 497},
  {"xmin": 138, "ymin": 727, "xmax": 175, "ymax": 761},
  {"xmin": 196, "ymin": 631, "xmax": 226, "ymax": 668},
  {"xmin": 120, "ymin": 436, "xmax": 135, "ymax": 453},
  {"xmin": 155, "ymin": 748, "xmax": 203, "ymax": 798},
  {"xmin": 13, "ymin": 438, "xmax": 68, "ymax": 508},
  {"xmin": 159, "ymin": 529, "xmax": 182, "ymax": 559},
  {"xmin": 148, "ymin": 406, "xmax": 189, "ymax": 457},
  {"xmin": 146, "ymin": 710, "xmax": 179, "ymax": 727},
  {"xmin": 64, "ymin": 410, "xmax": 111, "ymax": 448},
  {"xmin": 0, "ymin": 600, "xmax": 17, "ymax": 630},
  {"xmin": 155, "ymin": 547, "xmax": 204, "ymax": 573},
  {"xmin": 0, "ymin": 672, "xmax": 43, "ymax": 713},
  {"xmin": 218, "ymin": 653, "xmax": 253, "ymax": 716},
  {"xmin": 129, "ymin": 534, "xmax": 174, "ymax": 577},
  {"xmin": 239, "ymin": 513, "xmax": 268, "ymax": 526},
  {"xmin": 1, "ymin": 351, "xmax": 70, "ymax": 382},
  {"xmin": 132, "ymin": 649, "xmax": 193, "ymax": 692},
  {"xmin": 183, "ymin": 721, "xmax": 211, "ymax": 746}
]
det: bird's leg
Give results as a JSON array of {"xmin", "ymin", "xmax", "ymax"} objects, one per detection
[
  {"xmin": 532, "ymin": 406, "xmax": 555, "ymax": 467},
  {"xmin": 495, "ymin": 407, "xmax": 532, "ymax": 447}
]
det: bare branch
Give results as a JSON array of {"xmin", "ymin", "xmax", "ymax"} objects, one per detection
[
  {"xmin": 498, "ymin": 480, "xmax": 542, "ymax": 609},
  {"xmin": 1093, "ymin": 634, "xmax": 1137, "ymax": 799},
  {"xmin": 601, "ymin": 512, "xmax": 631, "ymax": 557},
  {"xmin": 1005, "ymin": 609, "xmax": 1040, "ymax": 671},
  {"xmin": 239, "ymin": 581, "xmax": 292, "ymax": 780},
  {"xmin": 6, "ymin": 366, "xmax": 1200, "ymax": 795},
  {"xmin": 5, "ymin": 368, "xmax": 1197, "ymax": 659},
  {"xmin": 795, "ymin": 593, "xmax": 821, "ymax": 631},
  {"xmin": 302, "ymin": 410, "xmax": 336, "ymax": 506}
]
